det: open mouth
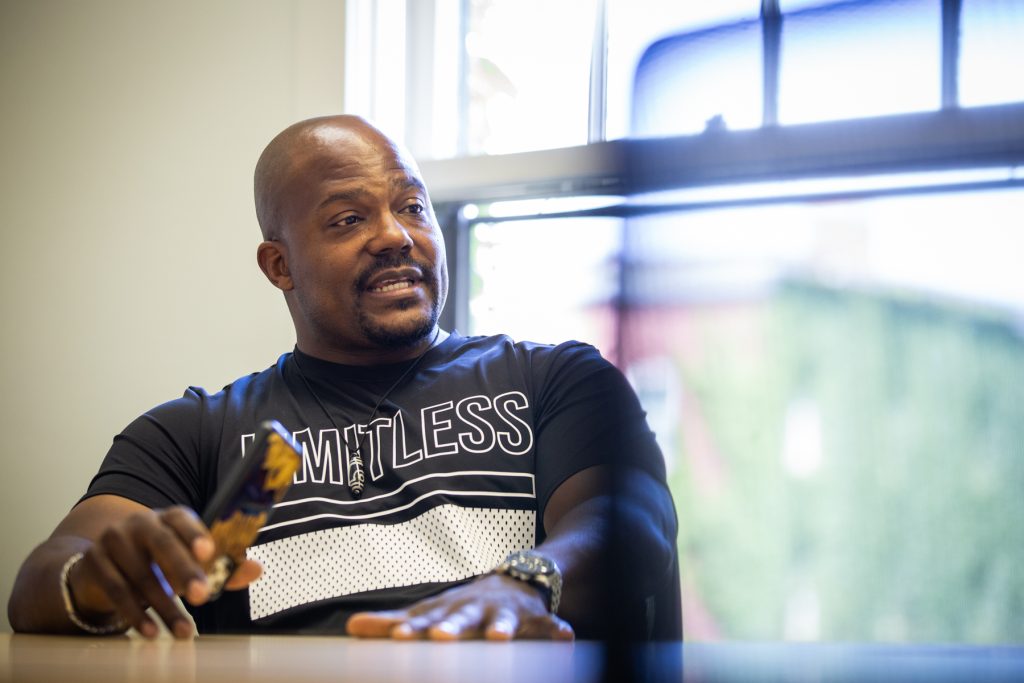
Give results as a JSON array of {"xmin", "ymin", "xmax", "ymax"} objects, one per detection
[
  {"xmin": 368, "ymin": 278, "xmax": 417, "ymax": 293},
  {"xmin": 361, "ymin": 264, "xmax": 427, "ymax": 299}
]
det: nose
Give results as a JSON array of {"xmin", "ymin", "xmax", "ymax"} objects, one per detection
[{"xmin": 367, "ymin": 211, "xmax": 414, "ymax": 254}]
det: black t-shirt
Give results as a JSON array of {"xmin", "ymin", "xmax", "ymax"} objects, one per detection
[{"xmin": 84, "ymin": 332, "xmax": 668, "ymax": 634}]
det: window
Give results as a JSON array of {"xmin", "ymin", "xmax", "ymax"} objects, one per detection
[
  {"xmin": 619, "ymin": 189, "xmax": 1024, "ymax": 642},
  {"xmin": 960, "ymin": 0, "xmax": 1024, "ymax": 107},
  {"xmin": 346, "ymin": 0, "xmax": 1024, "ymax": 644},
  {"xmin": 777, "ymin": 0, "xmax": 940, "ymax": 124},
  {"xmin": 464, "ymin": 176, "xmax": 1024, "ymax": 644},
  {"xmin": 463, "ymin": 0, "xmax": 597, "ymax": 154}
]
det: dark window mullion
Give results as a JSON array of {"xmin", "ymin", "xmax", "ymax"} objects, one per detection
[
  {"xmin": 761, "ymin": 0, "xmax": 783, "ymax": 127},
  {"xmin": 941, "ymin": 0, "xmax": 963, "ymax": 109}
]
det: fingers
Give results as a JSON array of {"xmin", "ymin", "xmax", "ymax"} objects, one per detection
[
  {"xmin": 426, "ymin": 603, "xmax": 485, "ymax": 641},
  {"xmin": 144, "ymin": 508, "xmax": 211, "ymax": 605},
  {"xmin": 224, "ymin": 559, "xmax": 263, "ymax": 591},
  {"xmin": 390, "ymin": 603, "xmax": 460, "ymax": 640},
  {"xmin": 528, "ymin": 614, "xmax": 577, "ymax": 643},
  {"xmin": 483, "ymin": 607, "xmax": 519, "ymax": 641},
  {"xmin": 74, "ymin": 546, "xmax": 158, "ymax": 637},
  {"xmin": 71, "ymin": 506, "xmax": 216, "ymax": 639},
  {"xmin": 480, "ymin": 608, "xmax": 573, "ymax": 641},
  {"xmin": 350, "ymin": 594, "xmax": 574, "ymax": 642},
  {"xmin": 347, "ymin": 610, "xmax": 410, "ymax": 638},
  {"xmin": 553, "ymin": 616, "xmax": 575, "ymax": 640}
]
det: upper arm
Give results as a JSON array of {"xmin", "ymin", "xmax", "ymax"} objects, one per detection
[
  {"xmin": 543, "ymin": 465, "xmax": 676, "ymax": 540},
  {"xmin": 51, "ymin": 494, "xmax": 151, "ymax": 542},
  {"xmin": 542, "ymin": 465, "xmax": 610, "ymax": 533},
  {"xmin": 532, "ymin": 343, "xmax": 668, "ymax": 526},
  {"xmin": 84, "ymin": 390, "xmax": 210, "ymax": 512}
]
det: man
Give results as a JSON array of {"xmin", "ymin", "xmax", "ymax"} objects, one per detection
[{"xmin": 8, "ymin": 116, "xmax": 678, "ymax": 641}]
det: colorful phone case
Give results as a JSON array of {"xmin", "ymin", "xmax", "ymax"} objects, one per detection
[{"xmin": 201, "ymin": 420, "xmax": 300, "ymax": 599}]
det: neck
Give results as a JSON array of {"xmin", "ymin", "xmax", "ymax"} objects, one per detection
[{"xmin": 296, "ymin": 327, "xmax": 447, "ymax": 366}]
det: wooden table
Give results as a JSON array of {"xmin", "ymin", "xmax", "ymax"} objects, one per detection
[
  {"xmin": 3, "ymin": 634, "xmax": 1023, "ymax": 682},
  {"xmin": 1, "ymin": 634, "xmax": 603, "ymax": 683}
]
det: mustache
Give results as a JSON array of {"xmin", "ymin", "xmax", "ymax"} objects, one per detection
[{"xmin": 354, "ymin": 253, "xmax": 436, "ymax": 291}]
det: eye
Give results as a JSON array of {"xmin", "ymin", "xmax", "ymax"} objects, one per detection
[
  {"xmin": 402, "ymin": 202, "xmax": 425, "ymax": 215},
  {"xmin": 330, "ymin": 213, "xmax": 363, "ymax": 228}
]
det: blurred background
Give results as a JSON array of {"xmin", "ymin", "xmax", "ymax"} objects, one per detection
[{"xmin": 2, "ymin": 0, "xmax": 1023, "ymax": 642}]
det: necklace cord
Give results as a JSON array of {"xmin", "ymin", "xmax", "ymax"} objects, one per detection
[{"xmin": 290, "ymin": 329, "xmax": 441, "ymax": 498}]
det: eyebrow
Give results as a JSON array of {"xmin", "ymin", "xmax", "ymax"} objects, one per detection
[
  {"xmin": 317, "ymin": 177, "xmax": 427, "ymax": 210},
  {"xmin": 318, "ymin": 188, "xmax": 371, "ymax": 209},
  {"xmin": 392, "ymin": 176, "xmax": 426, "ymax": 194}
]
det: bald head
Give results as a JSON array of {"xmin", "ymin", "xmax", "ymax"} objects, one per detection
[
  {"xmin": 253, "ymin": 114, "xmax": 447, "ymax": 363},
  {"xmin": 254, "ymin": 115, "xmax": 418, "ymax": 240}
]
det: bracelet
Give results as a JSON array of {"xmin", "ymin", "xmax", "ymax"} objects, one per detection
[{"xmin": 59, "ymin": 552, "xmax": 128, "ymax": 635}]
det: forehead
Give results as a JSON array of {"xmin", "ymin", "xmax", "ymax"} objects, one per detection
[{"xmin": 291, "ymin": 125, "xmax": 423, "ymax": 194}]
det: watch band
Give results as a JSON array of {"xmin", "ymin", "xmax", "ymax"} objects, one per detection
[{"xmin": 493, "ymin": 549, "xmax": 563, "ymax": 614}]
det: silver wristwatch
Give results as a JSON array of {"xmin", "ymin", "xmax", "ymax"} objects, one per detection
[{"xmin": 493, "ymin": 549, "xmax": 563, "ymax": 613}]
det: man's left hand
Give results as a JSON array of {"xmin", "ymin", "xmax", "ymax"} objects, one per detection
[{"xmin": 345, "ymin": 573, "xmax": 574, "ymax": 641}]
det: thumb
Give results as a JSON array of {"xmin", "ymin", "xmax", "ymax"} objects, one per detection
[{"xmin": 224, "ymin": 559, "xmax": 263, "ymax": 590}]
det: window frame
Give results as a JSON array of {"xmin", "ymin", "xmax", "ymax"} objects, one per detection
[{"xmin": 343, "ymin": 0, "xmax": 1024, "ymax": 329}]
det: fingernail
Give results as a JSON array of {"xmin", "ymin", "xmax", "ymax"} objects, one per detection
[
  {"xmin": 193, "ymin": 537, "xmax": 215, "ymax": 562},
  {"xmin": 140, "ymin": 621, "xmax": 158, "ymax": 639},
  {"xmin": 173, "ymin": 620, "xmax": 194, "ymax": 639},
  {"xmin": 488, "ymin": 622, "xmax": 514, "ymax": 640},
  {"xmin": 492, "ymin": 621, "xmax": 514, "ymax": 634},
  {"xmin": 434, "ymin": 622, "xmax": 458, "ymax": 635},
  {"xmin": 187, "ymin": 577, "xmax": 210, "ymax": 604},
  {"xmin": 392, "ymin": 624, "xmax": 414, "ymax": 637}
]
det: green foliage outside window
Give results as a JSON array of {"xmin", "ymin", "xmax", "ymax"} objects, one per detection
[{"xmin": 674, "ymin": 280, "xmax": 1024, "ymax": 642}]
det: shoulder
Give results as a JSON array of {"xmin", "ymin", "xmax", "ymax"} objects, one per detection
[
  {"xmin": 443, "ymin": 332, "xmax": 605, "ymax": 373},
  {"xmin": 437, "ymin": 333, "xmax": 622, "ymax": 409},
  {"xmin": 137, "ymin": 355, "xmax": 288, "ymax": 424}
]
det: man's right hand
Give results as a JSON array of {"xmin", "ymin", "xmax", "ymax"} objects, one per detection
[
  {"xmin": 8, "ymin": 495, "xmax": 262, "ymax": 639},
  {"xmin": 69, "ymin": 506, "xmax": 260, "ymax": 638}
]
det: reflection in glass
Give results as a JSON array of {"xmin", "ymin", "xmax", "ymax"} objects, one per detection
[
  {"xmin": 465, "ymin": 0, "xmax": 596, "ymax": 155},
  {"xmin": 632, "ymin": 19, "xmax": 762, "ymax": 137},
  {"xmin": 778, "ymin": 0, "xmax": 940, "ymax": 124},
  {"xmin": 960, "ymin": 0, "xmax": 1024, "ymax": 107},
  {"xmin": 605, "ymin": 0, "xmax": 760, "ymax": 139}
]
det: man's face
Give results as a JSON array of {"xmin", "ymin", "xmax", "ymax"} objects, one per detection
[{"xmin": 274, "ymin": 124, "xmax": 448, "ymax": 356}]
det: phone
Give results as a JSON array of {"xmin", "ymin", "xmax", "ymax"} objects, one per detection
[{"xmin": 201, "ymin": 420, "xmax": 301, "ymax": 599}]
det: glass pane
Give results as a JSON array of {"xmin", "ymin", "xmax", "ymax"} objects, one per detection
[
  {"xmin": 468, "ymin": 217, "xmax": 621, "ymax": 353},
  {"xmin": 779, "ymin": 0, "xmax": 940, "ymax": 125},
  {"xmin": 632, "ymin": 18, "xmax": 762, "ymax": 137},
  {"xmin": 468, "ymin": 186, "xmax": 1024, "ymax": 643},
  {"xmin": 960, "ymin": 0, "xmax": 1024, "ymax": 107},
  {"xmin": 465, "ymin": 0, "xmax": 596, "ymax": 155},
  {"xmin": 626, "ymin": 188, "xmax": 1024, "ymax": 642},
  {"xmin": 606, "ymin": 0, "xmax": 760, "ymax": 139}
]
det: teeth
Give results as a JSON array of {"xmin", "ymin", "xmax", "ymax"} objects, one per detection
[{"xmin": 371, "ymin": 280, "xmax": 413, "ymax": 293}]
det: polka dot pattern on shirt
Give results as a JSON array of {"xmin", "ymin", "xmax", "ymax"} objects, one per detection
[{"xmin": 247, "ymin": 505, "xmax": 536, "ymax": 620}]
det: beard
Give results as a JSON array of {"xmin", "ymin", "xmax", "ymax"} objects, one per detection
[
  {"xmin": 354, "ymin": 295, "xmax": 439, "ymax": 349},
  {"xmin": 351, "ymin": 254, "xmax": 443, "ymax": 349}
]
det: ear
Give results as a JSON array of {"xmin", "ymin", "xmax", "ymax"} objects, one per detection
[{"xmin": 257, "ymin": 240, "xmax": 294, "ymax": 291}]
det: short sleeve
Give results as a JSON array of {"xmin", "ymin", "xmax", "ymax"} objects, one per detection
[
  {"xmin": 531, "ymin": 342, "xmax": 668, "ymax": 516},
  {"xmin": 82, "ymin": 387, "xmax": 210, "ymax": 512}
]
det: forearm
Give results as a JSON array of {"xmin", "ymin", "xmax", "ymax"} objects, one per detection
[
  {"xmin": 10, "ymin": 497, "xmax": 237, "ymax": 640},
  {"xmin": 538, "ymin": 469, "xmax": 677, "ymax": 636}
]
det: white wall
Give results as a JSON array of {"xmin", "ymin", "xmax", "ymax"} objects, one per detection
[{"xmin": 0, "ymin": 0, "xmax": 346, "ymax": 631}]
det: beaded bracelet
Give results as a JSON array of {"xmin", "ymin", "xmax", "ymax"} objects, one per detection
[{"xmin": 59, "ymin": 552, "xmax": 128, "ymax": 635}]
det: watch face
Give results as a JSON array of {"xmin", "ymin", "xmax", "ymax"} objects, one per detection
[
  {"xmin": 500, "ymin": 550, "xmax": 562, "ymax": 613},
  {"xmin": 512, "ymin": 557, "xmax": 552, "ymax": 577},
  {"xmin": 511, "ymin": 553, "xmax": 555, "ymax": 576}
]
